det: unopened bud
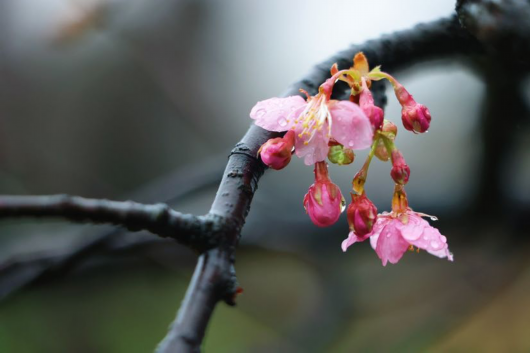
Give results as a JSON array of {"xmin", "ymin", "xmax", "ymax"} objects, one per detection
[
  {"xmin": 390, "ymin": 150, "xmax": 410, "ymax": 185},
  {"xmin": 258, "ymin": 130, "xmax": 295, "ymax": 170},
  {"xmin": 303, "ymin": 162, "xmax": 345, "ymax": 227},
  {"xmin": 381, "ymin": 119, "xmax": 397, "ymax": 137},
  {"xmin": 394, "ymin": 84, "xmax": 431, "ymax": 133},
  {"xmin": 328, "ymin": 145, "xmax": 355, "ymax": 165},
  {"xmin": 360, "ymin": 78, "xmax": 384, "ymax": 130},
  {"xmin": 347, "ymin": 193, "xmax": 378, "ymax": 239}
]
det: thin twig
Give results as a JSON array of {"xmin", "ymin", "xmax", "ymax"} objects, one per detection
[
  {"xmin": 0, "ymin": 156, "xmax": 226, "ymax": 300},
  {"xmin": 0, "ymin": 195, "xmax": 211, "ymax": 250}
]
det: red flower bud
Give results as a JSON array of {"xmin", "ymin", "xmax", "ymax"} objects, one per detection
[
  {"xmin": 347, "ymin": 193, "xmax": 378, "ymax": 239},
  {"xmin": 258, "ymin": 130, "xmax": 295, "ymax": 170},
  {"xmin": 360, "ymin": 78, "xmax": 384, "ymax": 130},
  {"xmin": 394, "ymin": 84, "xmax": 431, "ymax": 133},
  {"xmin": 390, "ymin": 150, "xmax": 410, "ymax": 185},
  {"xmin": 303, "ymin": 162, "xmax": 345, "ymax": 227}
]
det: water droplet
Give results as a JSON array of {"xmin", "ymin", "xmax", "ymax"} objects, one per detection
[
  {"xmin": 348, "ymin": 141, "xmax": 354, "ymax": 147},
  {"xmin": 423, "ymin": 236, "xmax": 429, "ymax": 241},
  {"xmin": 430, "ymin": 241, "xmax": 439, "ymax": 249},
  {"xmin": 430, "ymin": 216, "xmax": 438, "ymax": 221},
  {"xmin": 386, "ymin": 233, "xmax": 391, "ymax": 238},
  {"xmin": 290, "ymin": 106, "xmax": 296, "ymax": 111},
  {"xmin": 340, "ymin": 196, "xmax": 346, "ymax": 212},
  {"xmin": 255, "ymin": 109, "xmax": 266, "ymax": 118},
  {"xmin": 278, "ymin": 117, "xmax": 287, "ymax": 127},
  {"xmin": 440, "ymin": 236, "xmax": 447, "ymax": 243}
]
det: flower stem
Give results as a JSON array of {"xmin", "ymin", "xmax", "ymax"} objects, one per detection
[{"xmin": 352, "ymin": 136, "xmax": 378, "ymax": 194}]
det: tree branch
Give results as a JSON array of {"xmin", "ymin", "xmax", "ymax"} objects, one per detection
[
  {"xmin": 0, "ymin": 195, "xmax": 213, "ymax": 250},
  {"xmin": 0, "ymin": 155, "xmax": 227, "ymax": 300},
  {"xmin": 156, "ymin": 14, "xmax": 484, "ymax": 353}
]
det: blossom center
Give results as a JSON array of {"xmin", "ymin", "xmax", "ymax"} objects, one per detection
[{"xmin": 296, "ymin": 95, "xmax": 331, "ymax": 145}]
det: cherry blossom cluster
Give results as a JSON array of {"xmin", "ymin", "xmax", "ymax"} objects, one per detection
[{"xmin": 250, "ymin": 53, "xmax": 452, "ymax": 266}]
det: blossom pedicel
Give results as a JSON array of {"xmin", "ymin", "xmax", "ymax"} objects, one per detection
[{"xmin": 249, "ymin": 52, "xmax": 452, "ymax": 266}]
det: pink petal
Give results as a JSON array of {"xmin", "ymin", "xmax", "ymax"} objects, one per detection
[
  {"xmin": 396, "ymin": 213, "xmax": 429, "ymax": 241},
  {"xmin": 341, "ymin": 231, "xmax": 363, "ymax": 252},
  {"xmin": 408, "ymin": 225, "xmax": 453, "ymax": 261},
  {"xmin": 329, "ymin": 100, "xmax": 373, "ymax": 150},
  {"xmin": 375, "ymin": 220, "xmax": 410, "ymax": 266},
  {"xmin": 250, "ymin": 96, "xmax": 307, "ymax": 132},
  {"xmin": 369, "ymin": 217, "xmax": 390, "ymax": 250},
  {"xmin": 294, "ymin": 124, "xmax": 330, "ymax": 165}
]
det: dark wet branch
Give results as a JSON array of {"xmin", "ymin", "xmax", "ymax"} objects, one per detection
[
  {"xmin": 0, "ymin": 195, "xmax": 212, "ymax": 250},
  {"xmin": 0, "ymin": 156, "xmax": 226, "ymax": 301}
]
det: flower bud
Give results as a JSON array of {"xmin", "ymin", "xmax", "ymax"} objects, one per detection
[
  {"xmin": 394, "ymin": 84, "xmax": 431, "ymax": 133},
  {"xmin": 381, "ymin": 119, "xmax": 398, "ymax": 137},
  {"xmin": 359, "ymin": 78, "xmax": 384, "ymax": 130},
  {"xmin": 328, "ymin": 145, "xmax": 355, "ymax": 166},
  {"xmin": 258, "ymin": 130, "xmax": 295, "ymax": 170},
  {"xmin": 390, "ymin": 150, "xmax": 410, "ymax": 185},
  {"xmin": 303, "ymin": 162, "xmax": 345, "ymax": 227},
  {"xmin": 347, "ymin": 193, "xmax": 378, "ymax": 239},
  {"xmin": 374, "ymin": 120, "xmax": 398, "ymax": 161}
]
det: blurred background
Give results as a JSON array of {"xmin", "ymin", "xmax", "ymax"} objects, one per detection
[{"xmin": 1, "ymin": 0, "xmax": 529, "ymax": 352}]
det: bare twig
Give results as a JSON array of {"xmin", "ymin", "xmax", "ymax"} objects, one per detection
[
  {"xmin": 0, "ymin": 156, "xmax": 226, "ymax": 300},
  {"xmin": 0, "ymin": 195, "xmax": 212, "ymax": 250}
]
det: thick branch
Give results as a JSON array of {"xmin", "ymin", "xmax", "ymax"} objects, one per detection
[
  {"xmin": 0, "ymin": 195, "xmax": 212, "ymax": 250},
  {"xmin": 156, "ymin": 14, "xmax": 484, "ymax": 353}
]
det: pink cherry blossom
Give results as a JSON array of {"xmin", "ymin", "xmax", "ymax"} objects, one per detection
[
  {"xmin": 250, "ymin": 85, "xmax": 373, "ymax": 165},
  {"xmin": 342, "ymin": 209, "xmax": 453, "ymax": 266}
]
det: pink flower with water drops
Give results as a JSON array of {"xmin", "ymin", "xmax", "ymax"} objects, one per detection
[
  {"xmin": 250, "ymin": 79, "xmax": 373, "ymax": 165},
  {"xmin": 342, "ymin": 209, "xmax": 453, "ymax": 266}
]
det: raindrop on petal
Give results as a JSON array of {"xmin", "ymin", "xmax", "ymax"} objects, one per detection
[
  {"xmin": 430, "ymin": 241, "xmax": 440, "ymax": 249},
  {"xmin": 278, "ymin": 117, "xmax": 287, "ymax": 127}
]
